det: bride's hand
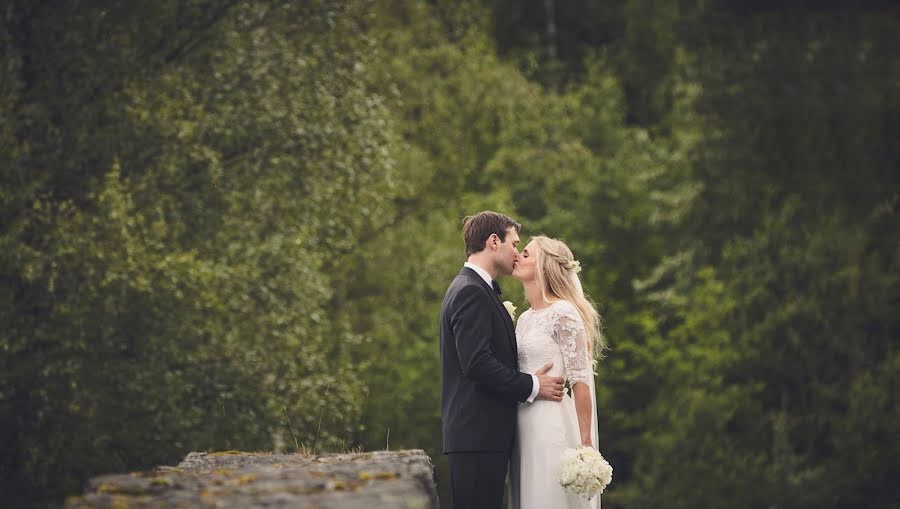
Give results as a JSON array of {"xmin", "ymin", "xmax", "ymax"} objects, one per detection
[{"xmin": 581, "ymin": 436, "xmax": 593, "ymax": 448}]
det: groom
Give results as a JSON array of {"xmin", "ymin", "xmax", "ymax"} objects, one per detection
[{"xmin": 440, "ymin": 211, "xmax": 565, "ymax": 509}]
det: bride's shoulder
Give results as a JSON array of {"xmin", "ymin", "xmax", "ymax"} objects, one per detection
[
  {"xmin": 550, "ymin": 299, "xmax": 578, "ymax": 314},
  {"xmin": 523, "ymin": 300, "xmax": 577, "ymax": 320}
]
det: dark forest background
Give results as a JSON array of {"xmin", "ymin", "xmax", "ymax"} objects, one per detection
[{"xmin": 2, "ymin": 1, "xmax": 898, "ymax": 507}]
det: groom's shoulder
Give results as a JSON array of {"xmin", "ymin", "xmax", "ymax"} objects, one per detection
[
  {"xmin": 446, "ymin": 271, "xmax": 472, "ymax": 292},
  {"xmin": 444, "ymin": 269, "xmax": 487, "ymax": 298}
]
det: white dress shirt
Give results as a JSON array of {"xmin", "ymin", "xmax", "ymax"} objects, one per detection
[{"xmin": 463, "ymin": 262, "xmax": 540, "ymax": 403}]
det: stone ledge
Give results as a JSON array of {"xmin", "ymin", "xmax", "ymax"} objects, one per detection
[{"xmin": 65, "ymin": 449, "xmax": 439, "ymax": 509}]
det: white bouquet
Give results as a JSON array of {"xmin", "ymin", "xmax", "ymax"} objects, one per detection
[{"xmin": 557, "ymin": 446, "xmax": 613, "ymax": 499}]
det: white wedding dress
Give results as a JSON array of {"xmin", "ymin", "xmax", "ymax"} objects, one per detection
[{"xmin": 509, "ymin": 300, "xmax": 600, "ymax": 509}]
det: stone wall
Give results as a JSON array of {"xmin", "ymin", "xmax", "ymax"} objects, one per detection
[{"xmin": 64, "ymin": 449, "xmax": 439, "ymax": 509}]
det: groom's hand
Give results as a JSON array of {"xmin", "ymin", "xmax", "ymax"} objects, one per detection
[{"xmin": 534, "ymin": 362, "xmax": 565, "ymax": 402}]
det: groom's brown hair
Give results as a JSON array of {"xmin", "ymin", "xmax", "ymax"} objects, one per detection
[{"xmin": 463, "ymin": 211, "xmax": 521, "ymax": 256}]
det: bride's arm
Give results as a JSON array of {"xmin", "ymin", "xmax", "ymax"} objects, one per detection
[
  {"xmin": 555, "ymin": 307, "xmax": 596, "ymax": 448},
  {"xmin": 572, "ymin": 382, "xmax": 593, "ymax": 447}
]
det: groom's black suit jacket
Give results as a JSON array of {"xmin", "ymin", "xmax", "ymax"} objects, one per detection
[{"xmin": 440, "ymin": 267, "xmax": 534, "ymax": 454}]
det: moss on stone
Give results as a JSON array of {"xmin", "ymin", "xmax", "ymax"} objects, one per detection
[
  {"xmin": 109, "ymin": 495, "xmax": 130, "ymax": 509},
  {"xmin": 357, "ymin": 470, "xmax": 398, "ymax": 481},
  {"xmin": 149, "ymin": 476, "xmax": 174, "ymax": 487},
  {"xmin": 97, "ymin": 483, "xmax": 145, "ymax": 496},
  {"xmin": 235, "ymin": 474, "xmax": 257, "ymax": 485}
]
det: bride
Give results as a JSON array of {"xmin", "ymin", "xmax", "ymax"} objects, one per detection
[{"xmin": 508, "ymin": 236, "xmax": 606, "ymax": 509}]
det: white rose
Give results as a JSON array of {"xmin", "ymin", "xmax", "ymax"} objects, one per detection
[{"xmin": 502, "ymin": 300, "xmax": 517, "ymax": 320}]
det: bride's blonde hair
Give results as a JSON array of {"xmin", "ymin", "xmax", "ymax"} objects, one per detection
[{"xmin": 531, "ymin": 236, "xmax": 606, "ymax": 361}]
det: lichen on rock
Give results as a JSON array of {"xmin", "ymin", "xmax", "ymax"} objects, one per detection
[{"xmin": 65, "ymin": 449, "xmax": 438, "ymax": 509}]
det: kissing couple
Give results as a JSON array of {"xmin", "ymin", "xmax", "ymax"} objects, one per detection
[{"xmin": 440, "ymin": 211, "xmax": 606, "ymax": 509}]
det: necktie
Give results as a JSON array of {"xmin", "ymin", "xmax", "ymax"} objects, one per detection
[{"xmin": 492, "ymin": 280, "xmax": 502, "ymax": 296}]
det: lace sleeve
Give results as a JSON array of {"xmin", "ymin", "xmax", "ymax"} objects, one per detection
[{"xmin": 553, "ymin": 303, "xmax": 593, "ymax": 386}]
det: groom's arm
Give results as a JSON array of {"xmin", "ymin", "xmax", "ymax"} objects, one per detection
[
  {"xmin": 526, "ymin": 375, "xmax": 540, "ymax": 402},
  {"xmin": 450, "ymin": 285, "xmax": 534, "ymax": 402}
]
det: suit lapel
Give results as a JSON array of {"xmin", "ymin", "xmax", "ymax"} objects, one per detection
[
  {"xmin": 491, "ymin": 288, "xmax": 518, "ymax": 353},
  {"xmin": 459, "ymin": 268, "xmax": 518, "ymax": 354}
]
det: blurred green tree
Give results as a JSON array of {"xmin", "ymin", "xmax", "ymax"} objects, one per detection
[{"xmin": 2, "ymin": 1, "xmax": 397, "ymax": 506}]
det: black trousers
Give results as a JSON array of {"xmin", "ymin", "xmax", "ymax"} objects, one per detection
[{"xmin": 447, "ymin": 451, "xmax": 509, "ymax": 509}]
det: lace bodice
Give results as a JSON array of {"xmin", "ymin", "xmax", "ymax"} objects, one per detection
[{"xmin": 516, "ymin": 300, "xmax": 593, "ymax": 386}]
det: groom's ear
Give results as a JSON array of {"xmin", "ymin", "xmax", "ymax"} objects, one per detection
[{"xmin": 487, "ymin": 233, "xmax": 500, "ymax": 251}]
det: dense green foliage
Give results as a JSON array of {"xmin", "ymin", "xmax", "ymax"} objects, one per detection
[{"xmin": 2, "ymin": 1, "xmax": 897, "ymax": 508}]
